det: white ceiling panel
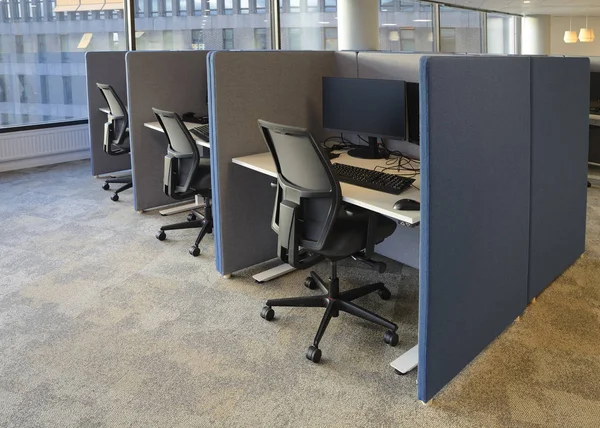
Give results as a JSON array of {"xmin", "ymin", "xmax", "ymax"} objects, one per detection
[{"xmin": 438, "ymin": 0, "xmax": 600, "ymax": 16}]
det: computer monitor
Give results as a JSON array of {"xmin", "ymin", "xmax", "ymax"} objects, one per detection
[
  {"xmin": 322, "ymin": 77, "xmax": 406, "ymax": 159},
  {"xmin": 591, "ymin": 73, "xmax": 600, "ymax": 106},
  {"xmin": 406, "ymin": 82, "xmax": 420, "ymax": 145}
]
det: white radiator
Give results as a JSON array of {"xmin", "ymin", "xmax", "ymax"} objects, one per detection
[{"xmin": 0, "ymin": 124, "xmax": 90, "ymax": 172}]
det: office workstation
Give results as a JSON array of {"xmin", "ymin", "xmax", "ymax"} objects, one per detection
[{"xmin": 204, "ymin": 50, "xmax": 589, "ymax": 402}]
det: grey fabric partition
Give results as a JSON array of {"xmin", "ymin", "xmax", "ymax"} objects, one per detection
[
  {"xmin": 356, "ymin": 52, "xmax": 426, "ymax": 268},
  {"xmin": 590, "ymin": 57, "xmax": 600, "ymax": 72},
  {"xmin": 126, "ymin": 51, "xmax": 210, "ymax": 211},
  {"xmin": 527, "ymin": 57, "xmax": 589, "ymax": 301},
  {"xmin": 210, "ymin": 51, "xmax": 357, "ymax": 275},
  {"xmin": 418, "ymin": 56, "xmax": 531, "ymax": 402},
  {"xmin": 85, "ymin": 51, "xmax": 130, "ymax": 176}
]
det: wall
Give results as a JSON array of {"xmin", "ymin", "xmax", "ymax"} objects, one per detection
[{"xmin": 551, "ymin": 16, "xmax": 600, "ymax": 56}]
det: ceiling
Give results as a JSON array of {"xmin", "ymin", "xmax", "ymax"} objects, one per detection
[{"xmin": 437, "ymin": 1, "xmax": 600, "ymax": 16}]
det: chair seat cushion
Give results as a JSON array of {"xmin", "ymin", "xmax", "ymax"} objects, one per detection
[
  {"xmin": 190, "ymin": 158, "xmax": 211, "ymax": 194},
  {"xmin": 316, "ymin": 209, "xmax": 397, "ymax": 258}
]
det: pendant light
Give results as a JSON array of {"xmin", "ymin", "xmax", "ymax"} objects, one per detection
[
  {"xmin": 579, "ymin": 16, "xmax": 595, "ymax": 43},
  {"xmin": 564, "ymin": 17, "xmax": 578, "ymax": 43}
]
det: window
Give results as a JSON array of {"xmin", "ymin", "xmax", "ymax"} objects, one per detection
[
  {"xmin": 37, "ymin": 34, "xmax": 47, "ymax": 62},
  {"xmin": 323, "ymin": 0, "xmax": 336, "ymax": 13},
  {"xmin": 288, "ymin": 0, "xmax": 299, "ymax": 13},
  {"xmin": 223, "ymin": 28, "xmax": 234, "ymax": 49},
  {"xmin": 193, "ymin": 0, "xmax": 202, "ymax": 15},
  {"xmin": 192, "ymin": 29, "xmax": 203, "ymax": 49},
  {"xmin": 150, "ymin": 0, "xmax": 159, "ymax": 16},
  {"xmin": 255, "ymin": 0, "xmax": 265, "ymax": 13},
  {"xmin": 209, "ymin": 0, "xmax": 217, "ymax": 15},
  {"xmin": 135, "ymin": 0, "xmax": 144, "ymax": 17},
  {"xmin": 254, "ymin": 28, "xmax": 267, "ymax": 49},
  {"xmin": 324, "ymin": 28, "xmax": 337, "ymax": 51},
  {"xmin": 62, "ymin": 76, "xmax": 72, "ymax": 104},
  {"xmin": 224, "ymin": 0, "xmax": 233, "ymax": 14},
  {"xmin": 400, "ymin": 29, "xmax": 415, "ymax": 51},
  {"xmin": 15, "ymin": 35, "xmax": 24, "ymax": 54},
  {"xmin": 487, "ymin": 13, "xmax": 516, "ymax": 54},
  {"xmin": 0, "ymin": 76, "xmax": 7, "ymax": 102},
  {"xmin": 165, "ymin": 0, "xmax": 173, "ymax": 17},
  {"xmin": 240, "ymin": 0, "xmax": 249, "ymax": 14},
  {"xmin": 288, "ymin": 28, "xmax": 302, "ymax": 50},
  {"xmin": 439, "ymin": 6, "xmax": 483, "ymax": 53},
  {"xmin": 18, "ymin": 75, "xmax": 28, "ymax": 103},
  {"xmin": 379, "ymin": 0, "xmax": 433, "ymax": 52},
  {"xmin": 40, "ymin": 75, "xmax": 50, "ymax": 104},
  {"xmin": 306, "ymin": 0, "xmax": 318, "ymax": 13},
  {"xmin": 178, "ymin": 0, "xmax": 187, "ymax": 15},
  {"xmin": 440, "ymin": 28, "xmax": 456, "ymax": 53}
]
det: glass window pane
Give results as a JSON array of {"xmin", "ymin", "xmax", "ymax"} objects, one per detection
[
  {"xmin": 439, "ymin": 5, "xmax": 483, "ymax": 53},
  {"xmin": 281, "ymin": 0, "xmax": 337, "ymax": 50},
  {"xmin": 379, "ymin": 0, "xmax": 433, "ymax": 52},
  {"xmin": 1, "ymin": 1, "xmax": 126, "ymax": 128},
  {"xmin": 487, "ymin": 13, "xmax": 516, "ymax": 54},
  {"xmin": 134, "ymin": 0, "xmax": 271, "ymax": 51}
]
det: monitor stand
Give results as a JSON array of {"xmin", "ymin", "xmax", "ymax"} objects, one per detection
[{"xmin": 347, "ymin": 136, "xmax": 384, "ymax": 160}]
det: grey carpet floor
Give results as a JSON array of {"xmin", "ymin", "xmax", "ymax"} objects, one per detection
[{"xmin": 1, "ymin": 160, "xmax": 600, "ymax": 428}]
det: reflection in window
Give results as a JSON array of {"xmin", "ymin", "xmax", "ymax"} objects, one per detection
[
  {"xmin": 307, "ymin": 0, "xmax": 318, "ymax": 13},
  {"xmin": 324, "ymin": 0, "xmax": 336, "ymax": 13},
  {"xmin": 439, "ymin": 6, "xmax": 482, "ymax": 53},
  {"xmin": 191, "ymin": 29, "xmax": 203, "ymax": 49},
  {"xmin": 289, "ymin": 28, "xmax": 301, "ymax": 50}
]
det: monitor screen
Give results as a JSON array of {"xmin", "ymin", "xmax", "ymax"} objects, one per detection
[
  {"xmin": 322, "ymin": 77, "xmax": 406, "ymax": 140},
  {"xmin": 406, "ymin": 82, "xmax": 420, "ymax": 145},
  {"xmin": 591, "ymin": 72, "xmax": 600, "ymax": 103}
]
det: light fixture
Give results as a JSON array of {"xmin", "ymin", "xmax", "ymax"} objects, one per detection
[
  {"xmin": 579, "ymin": 16, "xmax": 595, "ymax": 43},
  {"xmin": 388, "ymin": 31, "xmax": 400, "ymax": 42},
  {"xmin": 413, "ymin": 19, "xmax": 432, "ymax": 22},
  {"xmin": 77, "ymin": 33, "xmax": 93, "ymax": 49},
  {"xmin": 564, "ymin": 17, "xmax": 578, "ymax": 43},
  {"xmin": 382, "ymin": 23, "xmax": 396, "ymax": 27}
]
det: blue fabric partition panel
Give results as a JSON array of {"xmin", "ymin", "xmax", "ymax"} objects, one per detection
[
  {"xmin": 418, "ymin": 56, "xmax": 531, "ymax": 402},
  {"xmin": 85, "ymin": 51, "xmax": 130, "ymax": 176},
  {"xmin": 528, "ymin": 57, "xmax": 589, "ymax": 301},
  {"xmin": 126, "ymin": 51, "xmax": 210, "ymax": 211},
  {"xmin": 209, "ymin": 51, "xmax": 357, "ymax": 275}
]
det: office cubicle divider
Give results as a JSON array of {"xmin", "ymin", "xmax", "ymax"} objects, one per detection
[
  {"xmin": 590, "ymin": 57, "xmax": 600, "ymax": 72},
  {"xmin": 208, "ymin": 51, "xmax": 358, "ymax": 275},
  {"xmin": 207, "ymin": 51, "xmax": 588, "ymax": 402},
  {"xmin": 527, "ymin": 57, "xmax": 589, "ymax": 301},
  {"xmin": 417, "ymin": 56, "xmax": 532, "ymax": 402},
  {"xmin": 85, "ymin": 51, "xmax": 130, "ymax": 176},
  {"xmin": 125, "ymin": 51, "xmax": 210, "ymax": 211}
]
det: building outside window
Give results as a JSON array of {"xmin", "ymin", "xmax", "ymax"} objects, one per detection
[{"xmin": 254, "ymin": 28, "xmax": 267, "ymax": 49}]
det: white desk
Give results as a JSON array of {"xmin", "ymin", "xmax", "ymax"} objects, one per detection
[
  {"xmin": 232, "ymin": 151, "xmax": 421, "ymax": 225},
  {"xmin": 144, "ymin": 121, "xmax": 210, "ymax": 149},
  {"xmin": 591, "ymin": 114, "xmax": 600, "ymax": 127}
]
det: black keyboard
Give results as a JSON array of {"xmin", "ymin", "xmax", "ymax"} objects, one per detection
[
  {"xmin": 332, "ymin": 163, "xmax": 415, "ymax": 195},
  {"xmin": 190, "ymin": 124, "xmax": 210, "ymax": 142}
]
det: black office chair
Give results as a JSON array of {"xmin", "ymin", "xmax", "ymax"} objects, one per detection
[
  {"xmin": 97, "ymin": 83, "xmax": 133, "ymax": 202},
  {"xmin": 153, "ymin": 108, "xmax": 213, "ymax": 257},
  {"xmin": 257, "ymin": 120, "xmax": 399, "ymax": 363}
]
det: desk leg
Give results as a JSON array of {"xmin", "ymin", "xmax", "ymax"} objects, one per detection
[
  {"xmin": 252, "ymin": 264, "xmax": 296, "ymax": 283},
  {"xmin": 390, "ymin": 344, "xmax": 418, "ymax": 375}
]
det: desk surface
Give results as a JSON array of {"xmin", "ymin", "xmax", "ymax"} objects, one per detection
[
  {"xmin": 591, "ymin": 114, "xmax": 600, "ymax": 125},
  {"xmin": 144, "ymin": 121, "xmax": 210, "ymax": 149},
  {"xmin": 232, "ymin": 151, "xmax": 421, "ymax": 224}
]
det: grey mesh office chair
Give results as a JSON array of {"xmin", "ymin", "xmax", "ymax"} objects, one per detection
[
  {"xmin": 97, "ymin": 83, "xmax": 132, "ymax": 202},
  {"xmin": 257, "ymin": 120, "xmax": 399, "ymax": 363},
  {"xmin": 153, "ymin": 108, "xmax": 212, "ymax": 257}
]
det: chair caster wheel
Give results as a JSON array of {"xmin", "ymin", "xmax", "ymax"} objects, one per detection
[
  {"xmin": 378, "ymin": 287, "xmax": 391, "ymax": 300},
  {"xmin": 110, "ymin": 193, "xmax": 119, "ymax": 201},
  {"xmin": 384, "ymin": 330, "xmax": 399, "ymax": 346},
  {"xmin": 304, "ymin": 277, "xmax": 318, "ymax": 290},
  {"xmin": 260, "ymin": 306, "xmax": 274, "ymax": 321},
  {"xmin": 156, "ymin": 231, "xmax": 166, "ymax": 241},
  {"xmin": 306, "ymin": 346, "xmax": 321, "ymax": 363},
  {"xmin": 102, "ymin": 183, "xmax": 110, "ymax": 190},
  {"xmin": 189, "ymin": 246, "xmax": 200, "ymax": 257},
  {"xmin": 187, "ymin": 213, "xmax": 197, "ymax": 221}
]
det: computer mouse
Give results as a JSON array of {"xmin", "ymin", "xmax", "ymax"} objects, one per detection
[{"xmin": 393, "ymin": 199, "xmax": 420, "ymax": 211}]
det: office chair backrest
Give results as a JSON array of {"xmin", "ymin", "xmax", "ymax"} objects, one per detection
[
  {"xmin": 97, "ymin": 83, "xmax": 128, "ymax": 150},
  {"xmin": 258, "ymin": 120, "xmax": 341, "ymax": 259},
  {"xmin": 153, "ymin": 108, "xmax": 202, "ymax": 197}
]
